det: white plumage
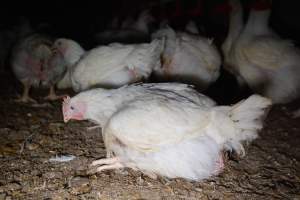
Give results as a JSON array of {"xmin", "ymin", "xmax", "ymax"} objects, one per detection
[
  {"xmin": 222, "ymin": 0, "xmax": 300, "ymax": 104},
  {"xmin": 62, "ymin": 83, "xmax": 271, "ymax": 181},
  {"xmin": 11, "ymin": 34, "xmax": 62, "ymax": 102},
  {"xmin": 53, "ymin": 38, "xmax": 164, "ymax": 92},
  {"xmin": 151, "ymin": 26, "xmax": 221, "ymax": 91},
  {"xmin": 55, "ymin": 39, "xmax": 85, "ymax": 89}
]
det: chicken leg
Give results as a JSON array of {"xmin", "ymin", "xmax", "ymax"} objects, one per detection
[
  {"xmin": 15, "ymin": 80, "xmax": 37, "ymax": 103},
  {"xmin": 88, "ymin": 157, "xmax": 124, "ymax": 174},
  {"xmin": 44, "ymin": 85, "xmax": 66, "ymax": 101}
]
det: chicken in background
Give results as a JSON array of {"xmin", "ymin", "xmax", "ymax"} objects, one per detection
[
  {"xmin": 41, "ymin": 50, "xmax": 67, "ymax": 100},
  {"xmin": 55, "ymin": 39, "xmax": 85, "ymax": 90},
  {"xmin": 62, "ymin": 82, "xmax": 271, "ymax": 181},
  {"xmin": 222, "ymin": 0, "xmax": 300, "ymax": 105},
  {"xmin": 151, "ymin": 25, "xmax": 221, "ymax": 91},
  {"xmin": 52, "ymin": 38, "xmax": 164, "ymax": 92},
  {"xmin": 11, "ymin": 34, "xmax": 66, "ymax": 102},
  {"xmin": 94, "ymin": 9, "xmax": 155, "ymax": 45}
]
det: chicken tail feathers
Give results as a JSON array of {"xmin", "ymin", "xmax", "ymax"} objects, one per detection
[
  {"xmin": 210, "ymin": 95, "xmax": 272, "ymax": 156},
  {"xmin": 228, "ymin": 95, "xmax": 272, "ymax": 154}
]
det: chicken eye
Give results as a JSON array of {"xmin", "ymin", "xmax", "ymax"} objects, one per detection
[{"xmin": 70, "ymin": 106, "xmax": 75, "ymax": 110}]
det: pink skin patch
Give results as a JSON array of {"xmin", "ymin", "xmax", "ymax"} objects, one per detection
[
  {"xmin": 213, "ymin": 153, "xmax": 225, "ymax": 175},
  {"xmin": 60, "ymin": 45, "xmax": 68, "ymax": 56},
  {"xmin": 54, "ymin": 42, "xmax": 67, "ymax": 56},
  {"xmin": 25, "ymin": 56, "xmax": 42, "ymax": 77},
  {"xmin": 62, "ymin": 96, "xmax": 86, "ymax": 122},
  {"xmin": 128, "ymin": 68, "xmax": 138, "ymax": 81}
]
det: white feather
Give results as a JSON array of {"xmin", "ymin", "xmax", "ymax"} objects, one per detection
[
  {"xmin": 152, "ymin": 26, "xmax": 221, "ymax": 90},
  {"xmin": 55, "ymin": 38, "xmax": 85, "ymax": 89},
  {"xmin": 69, "ymin": 39, "xmax": 164, "ymax": 92},
  {"xmin": 67, "ymin": 83, "xmax": 271, "ymax": 181},
  {"xmin": 222, "ymin": 0, "xmax": 300, "ymax": 104},
  {"xmin": 49, "ymin": 155, "xmax": 76, "ymax": 162}
]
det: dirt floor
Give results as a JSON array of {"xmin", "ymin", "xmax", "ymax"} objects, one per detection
[{"xmin": 0, "ymin": 73, "xmax": 299, "ymax": 200}]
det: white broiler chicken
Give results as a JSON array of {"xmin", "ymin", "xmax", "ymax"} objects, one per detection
[
  {"xmin": 52, "ymin": 38, "xmax": 164, "ymax": 92},
  {"xmin": 222, "ymin": 0, "xmax": 300, "ymax": 104},
  {"xmin": 62, "ymin": 82, "xmax": 271, "ymax": 181},
  {"xmin": 11, "ymin": 34, "xmax": 58, "ymax": 102},
  {"xmin": 152, "ymin": 26, "xmax": 221, "ymax": 91},
  {"xmin": 221, "ymin": 0, "xmax": 244, "ymax": 74},
  {"xmin": 55, "ymin": 39, "xmax": 85, "ymax": 89},
  {"xmin": 95, "ymin": 10, "xmax": 154, "ymax": 44}
]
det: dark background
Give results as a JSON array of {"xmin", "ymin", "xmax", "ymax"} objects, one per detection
[{"xmin": 1, "ymin": 0, "xmax": 300, "ymax": 47}]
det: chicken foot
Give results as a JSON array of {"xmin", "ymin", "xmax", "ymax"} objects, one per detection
[
  {"xmin": 87, "ymin": 157, "xmax": 124, "ymax": 174},
  {"xmin": 15, "ymin": 81, "xmax": 37, "ymax": 103},
  {"xmin": 44, "ymin": 86, "xmax": 66, "ymax": 101}
]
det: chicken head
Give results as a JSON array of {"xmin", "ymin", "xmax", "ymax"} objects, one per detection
[{"xmin": 62, "ymin": 96, "xmax": 86, "ymax": 122}]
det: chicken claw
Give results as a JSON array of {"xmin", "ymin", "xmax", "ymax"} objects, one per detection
[
  {"xmin": 15, "ymin": 96, "xmax": 37, "ymax": 103},
  {"xmin": 15, "ymin": 82, "xmax": 37, "ymax": 103},
  {"xmin": 87, "ymin": 157, "xmax": 124, "ymax": 174}
]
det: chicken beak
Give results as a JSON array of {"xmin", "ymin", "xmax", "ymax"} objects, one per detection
[{"xmin": 63, "ymin": 116, "xmax": 70, "ymax": 123}]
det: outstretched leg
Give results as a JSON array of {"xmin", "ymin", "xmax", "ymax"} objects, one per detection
[{"xmin": 88, "ymin": 157, "xmax": 124, "ymax": 174}]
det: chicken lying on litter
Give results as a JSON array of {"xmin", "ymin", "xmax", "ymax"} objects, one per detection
[
  {"xmin": 52, "ymin": 38, "xmax": 164, "ymax": 92},
  {"xmin": 152, "ymin": 26, "xmax": 221, "ymax": 91},
  {"xmin": 62, "ymin": 83, "xmax": 271, "ymax": 181}
]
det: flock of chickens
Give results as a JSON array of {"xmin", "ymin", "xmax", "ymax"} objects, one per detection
[{"xmin": 2, "ymin": 0, "xmax": 300, "ymax": 181}]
